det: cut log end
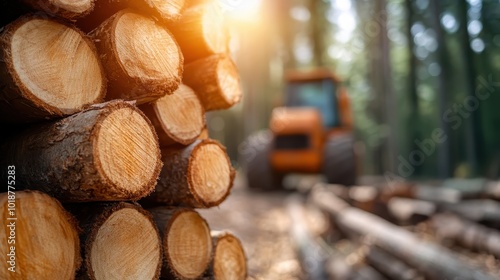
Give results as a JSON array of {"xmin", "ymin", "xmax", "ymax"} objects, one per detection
[
  {"xmin": 212, "ymin": 232, "xmax": 247, "ymax": 280},
  {"xmin": 23, "ymin": 0, "xmax": 95, "ymax": 19},
  {"xmin": 183, "ymin": 55, "xmax": 242, "ymax": 111},
  {"xmin": 0, "ymin": 191, "xmax": 80, "ymax": 280},
  {"xmin": 1, "ymin": 15, "xmax": 105, "ymax": 121},
  {"xmin": 190, "ymin": 140, "xmax": 233, "ymax": 206},
  {"xmin": 216, "ymin": 57, "xmax": 242, "ymax": 108},
  {"xmin": 141, "ymin": 84, "xmax": 205, "ymax": 146},
  {"xmin": 87, "ymin": 204, "xmax": 161, "ymax": 280},
  {"xmin": 145, "ymin": 0, "xmax": 185, "ymax": 21},
  {"xmin": 94, "ymin": 105, "xmax": 162, "ymax": 196},
  {"xmin": 166, "ymin": 209, "xmax": 212, "ymax": 279},
  {"xmin": 93, "ymin": 10, "xmax": 183, "ymax": 103},
  {"xmin": 202, "ymin": 3, "xmax": 227, "ymax": 54}
]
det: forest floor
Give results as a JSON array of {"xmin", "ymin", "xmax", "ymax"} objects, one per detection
[{"xmin": 199, "ymin": 173, "xmax": 500, "ymax": 280}]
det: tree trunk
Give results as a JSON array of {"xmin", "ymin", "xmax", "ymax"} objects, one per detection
[
  {"xmin": 139, "ymin": 84, "xmax": 206, "ymax": 146},
  {"xmin": 141, "ymin": 139, "xmax": 234, "ymax": 208},
  {"xmin": 311, "ymin": 185, "xmax": 497, "ymax": 280},
  {"xmin": 22, "ymin": 0, "xmax": 95, "ymax": 19},
  {"xmin": 167, "ymin": 2, "xmax": 228, "ymax": 63},
  {"xmin": 431, "ymin": 213, "xmax": 500, "ymax": 258},
  {"xmin": 0, "ymin": 14, "xmax": 105, "ymax": 124},
  {"xmin": 71, "ymin": 202, "xmax": 162, "ymax": 280},
  {"xmin": 0, "ymin": 100, "xmax": 162, "ymax": 202},
  {"xmin": 75, "ymin": 0, "xmax": 185, "ymax": 32},
  {"xmin": 183, "ymin": 54, "xmax": 242, "ymax": 111},
  {"xmin": 0, "ymin": 190, "xmax": 81, "ymax": 280},
  {"xmin": 204, "ymin": 231, "xmax": 247, "ymax": 280},
  {"xmin": 149, "ymin": 207, "xmax": 212, "ymax": 280},
  {"xmin": 90, "ymin": 9, "xmax": 183, "ymax": 104}
]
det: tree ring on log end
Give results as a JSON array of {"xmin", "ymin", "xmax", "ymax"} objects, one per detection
[
  {"xmin": 189, "ymin": 141, "xmax": 232, "ymax": 206},
  {"xmin": 155, "ymin": 84, "xmax": 205, "ymax": 145},
  {"xmin": 94, "ymin": 106, "xmax": 160, "ymax": 195},
  {"xmin": 214, "ymin": 233, "xmax": 247, "ymax": 280},
  {"xmin": 90, "ymin": 207, "xmax": 161, "ymax": 280},
  {"xmin": 114, "ymin": 11, "xmax": 181, "ymax": 85},
  {"xmin": 166, "ymin": 210, "xmax": 212, "ymax": 279},
  {"xmin": 0, "ymin": 191, "xmax": 80, "ymax": 280},
  {"xmin": 216, "ymin": 57, "xmax": 242, "ymax": 107},
  {"xmin": 52, "ymin": 0, "xmax": 93, "ymax": 14},
  {"xmin": 9, "ymin": 17, "xmax": 104, "ymax": 114},
  {"xmin": 202, "ymin": 3, "xmax": 227, "ymax": 54}
]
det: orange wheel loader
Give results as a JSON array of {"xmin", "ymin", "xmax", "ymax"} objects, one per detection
[{"xmin": 240, "ymin": 68, "xmax": 357, "ymax": 190}]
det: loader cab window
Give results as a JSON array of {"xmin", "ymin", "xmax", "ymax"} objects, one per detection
[{"xmin": 285, "ymin": 78, "xmax": 340, "ymax": 128}]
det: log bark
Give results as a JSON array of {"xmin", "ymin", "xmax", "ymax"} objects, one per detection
[
  {"xmin": 139, "ymin": 84, "xmax": 205, "ymax": 146},
  {"xmin": 204, "ymin": 231, "xmax": 247, "ymax": 280},
  {"xmin": 286, "ymin": 196, "xmax": 329, "ymax": 280},
  {"xmin": 142, "ymin": 139, "xmax": 235, "ymax": 208},
  {"xmin": 70, "ymin": 202, "xmax": 162, "ymax": 280},
  {"xmin": 149, "ymin": 207, "xmax": 212, "ymax": 280},
  {"xmin": 0, "ymin": 100, "xmax": 162, "ymax": 202},
  {"xmin": 311, "ymin": 185, "xmax": 497, "ymax": 280},
  {"xmin": 365, "ymin": 247, "xmax": 423, "ymax": 280},
  {"xmin": 167, "ymin": 2, "xmax": 228, "ymax": 63},
  {"xmin": 76, "ymin": 0, "xmax": 185, "ymax": 33},
  {"xmin": 22, "ymin": 0, "xmax": 95, "ymax": 19},
  {"xmin": 183, "ymin": 54, "xmax": 242, "ymax": 111},
  {"xmin": 0, "ymin": 190, "xmax": 81, "ymax": 280},
  {"xmin": 90, "ymin": 9, "xmax": 183, "ymax": 104},
  {"xmin": 431, "ymin": 213, "xmax": 500, "ymax": 258},
  {"xmin": 0, "ymin": 14, "xmax": 106, "ymax": 124}
]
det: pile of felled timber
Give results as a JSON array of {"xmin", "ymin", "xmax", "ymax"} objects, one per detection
[
  {"xmin": 0, "ymin": 0, "xmax": 246, "ymax": 279},
  {"xmin": 287, "ymin": 179, "xmax": 500, "ymax": 280}
]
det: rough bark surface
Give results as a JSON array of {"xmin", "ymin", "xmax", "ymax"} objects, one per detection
[{"xmin": 0, "ymin": 100, "xmax": 162, "ymax": 202}]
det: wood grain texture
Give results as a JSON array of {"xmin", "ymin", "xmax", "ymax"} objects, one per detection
[
  {"xmin": 0, "ymin": 14, "xmax": 105, "ymax": 124},
  {"xmin": 139, "ymin": 84, "xmax": 205, "ymax": 146},
  {"xmin": 22, "ymin": 0, "xmax": 95, "ymax": 19},
  {"xmin": 183, "ymin": 54, "xmax": 242, "ymax": 111},
  {"xmin": 141, "ymin": 139, "xmax": 235, "ymax": 208},
  {"xmin": 149, "ymin": 207, "xmax": 212, "ymax": 280},
  {"xmin": 0, "ymin": 100, "xmax": 162, "ymax": 202},
  {"xmin": 70, "ymin": 202, "xmax": 162, "ymax": 280},
  {"xmin": 90, "ymin": 9, "xmax": 183, "ymax": 104},
  {"xmin": 205, "ymin": 231, "xmax": 247, "ymax": 280},
  {"xmin": 167, "ymin": 2, "xmax": 228, "ymax": 63},
  {"xmin": 0, "ymin": 191, "xmax": 81, "ymax": 280}
]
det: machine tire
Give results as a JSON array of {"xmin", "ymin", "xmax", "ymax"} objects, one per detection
[
  {"xmin": 240, "ymin": 130, "xmax": 283, "ymax": 190},
  {"xmin": 322, "ymin": 134, "xmax": 357, "ymax": 186}
]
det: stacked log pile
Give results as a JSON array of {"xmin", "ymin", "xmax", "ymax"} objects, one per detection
[
  {"xmin": 287, "ymin": 180, "xmax": 500, "ymax": 280},
  {"xmin": 0, "ymin": 0, "xmax": 246, "ymax": 279}
]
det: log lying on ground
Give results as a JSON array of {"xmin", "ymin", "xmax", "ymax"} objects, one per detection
[
  {"xmin": 431, "ymin": 213, "xmax": 500, "ymax": 258},
  {"xmin": 72, "ymin": 202, "xmax": 162, "ymax": 280},
  {"xmin": 0, "ymin": 100, "xmax": 162, "ymax": 202},
  {"xmin": 0, "ymin": 15, "xmax": 105, "ymax": 124},
  {"xmin": 76, "ymin": 0, "xmax": 185, "ymax": 32},
  {"xmin": 0, "ymin": 191, "xmax": 80, "ymax": 280},
  {"xmin": 149, "ymin": 207, "xmax": 212, "ymax": 280},
  {"xmin": 387, "ymin": 198, "xmax": 436, "ymax": 225},
  {"xmin": 139, "ymin": 84, "xmax": 205, "ymax": 146},
  {"xmin": 167, "ymin": 2, "xmax": 227, "ymax": 63},
  {"xmin": 366, "ymin": 247, "xmax": 423, "ymax": 280},
  {"xmin": 142, "ymin": 139, "xmax": 234, "ymax": 208},
  {"xmin": 311, "ymin": 185, "xmax": 497, "ymax": 280},
  {"xmin": 183, "ymin": 54, "xmax": 242, "ymax": 111},
  {"xmin": 91, "ymin": 9, "xmax": 182, "ymax": 104},
  {"xmin": 205, "ymin": 231, "xmax": 247, "ymax": 280}
]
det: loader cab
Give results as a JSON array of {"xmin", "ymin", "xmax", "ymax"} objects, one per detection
[{"xmin": 285, "ymin": 77, "xmax": 341, "ymax": 129}]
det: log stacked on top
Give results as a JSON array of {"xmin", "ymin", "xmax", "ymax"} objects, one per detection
[{"xmin": 0, "ymin": 0, "xmax": 246, "ymax": 279}]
